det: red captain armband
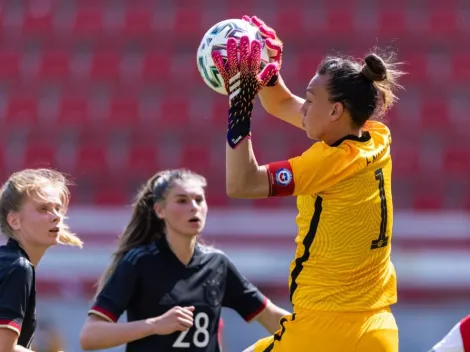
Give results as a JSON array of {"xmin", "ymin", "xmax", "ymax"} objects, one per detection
[{"xmin": 266, "ymin": 161, "xmax": 295, "ymax": 197}]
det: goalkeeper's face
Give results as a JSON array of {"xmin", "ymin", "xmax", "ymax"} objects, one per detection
[{"xmin": 301, "ymin": 74, "xmax": 345, "ymax": 142}]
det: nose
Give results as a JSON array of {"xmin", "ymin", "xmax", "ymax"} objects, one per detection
[
  {"xmin": 300, "ymin": 102, "xmax": 307, "ymax": 116},
  {"xmin": 50, "ymin": 209, "xmax": 61, "ymax": 222}
]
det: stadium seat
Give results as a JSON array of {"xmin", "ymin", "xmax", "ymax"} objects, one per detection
[
  {"xmin": 57, "ymin": 93, "xmax": 90, "ymax": 128},
  {"xmin": 160, "ymin": 97, "xmax": 190, "ymax": 127},
  {"xmin": 23, "ymin": 4, "xmax": 54, "ymax": 35},
  {"xmin": 22, "ymin": 140, "xmax": 57, "ymax": 169},
  {"xmin": 126, "ymin": 144, "xmax": 160, "ymax": 176},
  {"xmin": 0, "ymin": 51, "xmax": 21, "ymax": 79},
  {"xmin": 39, "ymin": 50, "xmax": 70, "ymax": 79},
  {"xmin": 122, "ymin": 8, "xmax": 154, "ymax": 36},
  {"xmin": 142, "ymin": 52, "xmax": 171, "ymax": 81},
  {"xmin": 72, "ymin": 8, "xmax": 104, "ymax": 35},
  {"xmin": 5, "ymin": 95, "xmax": 39, "ymax": 126},
  {"xmin": 75, "ymin": 143, "xmax": 110, "ymax": 177},
  {"xmin": 443, "ymin": 148, "xmax": 470, "ymax": 176},
  {"xmin": 89, "ymin": 51, "xmax": 121, "ymax": 80},
  {"xmin": 108, "ymin": 95, "xmax": 140, "ymax": 128},
  {"xmin": 378, "ymin": 9, "xmax": 406, "ymax": 36}
]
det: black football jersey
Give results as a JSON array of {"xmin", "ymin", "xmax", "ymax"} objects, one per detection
[
  {"xmin": 0, "ymin": 239, "xmax": 36, "ymax": 348},
  {"xmin": 89, "ymin": 238, "xmax": 267, "ymax": 351}
]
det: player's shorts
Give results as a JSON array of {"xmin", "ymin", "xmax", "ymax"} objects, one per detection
[{"xmin": 253, "ymin": 306, "xmax": 398, "ymax": 352}]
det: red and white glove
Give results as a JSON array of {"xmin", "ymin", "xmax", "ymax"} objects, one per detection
[
  {"xmin": 242, "ymin": 15, "xmax": 283, "ymax": 86},
  {"xmin": 212, "ymin": 36, "xmax": 279, "ymax": 148}
]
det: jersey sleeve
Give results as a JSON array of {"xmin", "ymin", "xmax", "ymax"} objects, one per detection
[
  {"xmin": 0, "ymin": 260, "xmax": 33, "ymax": 335},
  {"xmin": 266, "ymin": 142, "xmax": 361, "ymax": 196},
  {"xmin": 89, "ymin": 256, "xmax": 138, "ymax": 323},
  {"xmin": 222, "ymin": 256, "xmax": 268, "ymax": 322}
]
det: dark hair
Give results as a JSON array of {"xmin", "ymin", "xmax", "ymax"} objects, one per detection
[
  {"xmin": 95, "ymin": 169, "xmax": 207, "ymax": 296},
  {"xmin": 317, "ymin": 50, "xmax": 405, "ymax": 128}
]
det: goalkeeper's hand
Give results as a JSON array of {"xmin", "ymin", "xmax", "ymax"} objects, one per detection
[
  {"xmin": 242, "ymin": 15, "xmax": 283, "ymax": 86},
  {"xmin": 212, "ymin": 35, "xmax": 278, "ymax": 149}
]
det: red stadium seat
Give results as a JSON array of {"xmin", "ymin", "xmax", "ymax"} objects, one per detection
[
  {"xmin": 378, "ymin": 9, "xmax": 406, "ymax": 36},
  {"xmin": 75, "ymin": 144, "xmax": 110, "ymax": 177},
  {"xmin": 57, "ymin": 93, "xmax": 90, "ymax": 128},
  {"xmin": 275, "ymin": 10, "xmax": 305, "ymax": 37},
  {"xmin": 427, "ymin": 9, "xmax": 458, "ymax": 37},
  {"xmin": 173, "ymin": 8, "xmax": 202, "ymax": 40},
  {"xmin": 326, "ymin": 9, "xmax": 354, "ymax": 36},
  {"xmin": 420, "ymin": 100, "xmax": 449, "ymax": 130},
  {"xmin": 93, "ymin": 183, "xmax": 128, "ymax": 205},
  {"xmin": 39, "ymin": 50, "xmax": 70, "ymax": 79},
  {"xmin": 390, "ymin": 147, "xmax": 420, "ymax": 178},
  {"xmin": 123, "ymin": 8, "xmax": 154, "ymax": 36},
  {"xmin": 443, "ymin": 148, "xmax": 470, "ymax": 175},
  {"xmin": 89, "ymin": 51, "xmax": 121, "ymax": 80},
  {"xmin": 127, "ymin": 144, "xmax": 159, "ymax": 176},
  {"xmin": 23, "ymin": 4, "xmax": 54, "ymax": 35},
  {"xmin": 108, "ymin": 96, "xmax": 140, "ymax": 128},
  {"xmin": 451, "ymin": 52, "xmax": 470, "ymax": 82},
  {"xmin": 22, "ymin": 140, "xmax": 56, "ymax": 169},
  {"xmin": 179, "ymin": 146, "xmax": 211, "ymax": 174},
  {"xmin": 5, "ymin": 95, "xmax": 39, "ymax": 126},
  {"xmin": 0, "ymin": 51, "xmax": 21, "ymax": 79},
  {"xmin": 72, "ymin": 8, "xmax": 103, "ymax": 35},
  {"xmin": 402, "ymin": 53, "xmax": 428, "ymax": 84},
  {"xmin": 142, "ymin": 52, "xmax": 171, "ymax": 81},
  {"xmin": 160, "ymin": 98, "xmax": 190, "ymax": 127}
]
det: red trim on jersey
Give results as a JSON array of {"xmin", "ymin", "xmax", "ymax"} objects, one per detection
[
  {"xmin": 0, "ymin": 320, "xmax": 21, "ymax": 332},
  {"xmin": 266, "ymin": 161, "xmax": 295, "ymax": 197},
  {"xmin": 244, "ymin": 296, "xmax": 268, "ymax": 322},
  {"xmin": 218, "ymin": 318, "xmax": 224, "ymax": 346},
  {"xmin": 89, "ymin": 305, "xmax": 118, "ymax": 323},
  {"xmin": 460, "ymin": 314, "xmax": 470, "ymax": 351}
]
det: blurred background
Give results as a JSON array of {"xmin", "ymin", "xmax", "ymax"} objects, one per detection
[{"xmin": 0, "ymin": 0, "xmax": 469, "ymax": 351}]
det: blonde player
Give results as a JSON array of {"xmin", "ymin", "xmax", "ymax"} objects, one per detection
[{"xmin": 211, "ymin": 15, "xmax": 405, "ymax": 351}]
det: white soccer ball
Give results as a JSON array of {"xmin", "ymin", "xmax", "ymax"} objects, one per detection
[{"xmin": 196, "ymin": 18, "xmax": 270, "ymax": 95}]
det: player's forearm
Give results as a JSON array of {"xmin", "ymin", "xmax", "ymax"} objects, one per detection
[
  {"xmin": 258, "ymin": 76, "xmax": 305, "ymax": 130},
  {"xmin": 80, "ymin": 319, "xmax": 154, "ymax": 350},
  {"xmin": 256, "ymin": 301, "xmax": 290, "ymax": 334},
  {"xmin": 225, "ymin": 140, "xmax": 262, "ymax": 197}
]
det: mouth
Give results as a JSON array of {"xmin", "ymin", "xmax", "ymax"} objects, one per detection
[
  {"xmin": 49, "ymin": 227, "xmax": 59, "ymax": 233},
  {"xmin": 188, "ymin": 216, "xmax": 201, "ymax": 224}
]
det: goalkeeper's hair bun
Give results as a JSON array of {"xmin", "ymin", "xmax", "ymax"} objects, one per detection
[
  {"xmin": 317, "ymin": 48, "xmax": 405, "ymax": 128},
  {"xmin": 361, "ymin": 54, "xmax": 387, "ymax": 82}
]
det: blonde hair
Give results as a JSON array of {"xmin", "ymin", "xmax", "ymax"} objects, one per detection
[
  {"xmin": 95, "ymin": 169, "xmax": 206, "ymax": 298},
  {"xmin": 0, "ymin": 168, "xmax": 83, "ymax": 248}
]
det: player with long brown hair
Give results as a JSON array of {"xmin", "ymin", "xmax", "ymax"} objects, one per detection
[{"xmin": 80, "ymin": 169, "xmax": 289, "ymax": 351}]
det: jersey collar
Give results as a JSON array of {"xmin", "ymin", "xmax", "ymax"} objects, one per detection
[
  {"xmin": 158, "ymin": 237, "xmax": 204, "ymax": 269},
  {"xmin": 7, "ymin": 239, "xmax": 30, "ymax": 261},
  {"xmin": 331, "ymin": 132, "xmax": 371, "ymax": 147}
]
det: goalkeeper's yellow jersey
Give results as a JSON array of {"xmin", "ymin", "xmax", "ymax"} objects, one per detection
[{"xmin": 266, "ymin": 121, "xmax": 396, "ymax": 312}]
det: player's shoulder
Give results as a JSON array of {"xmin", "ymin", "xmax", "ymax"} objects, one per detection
[
  {"xmin": 122, "ymin": 242, "xmax": 160, "ymax": 266},
  {"xmin": 197, "ymin": 244, "xmax": 229, "ymax": 263},
  {"xmin": 0, "ymin": 244, "xmax": 33, "ymax": 280}
]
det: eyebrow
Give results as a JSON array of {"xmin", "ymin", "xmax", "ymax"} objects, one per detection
[{"xmin": 174, "ymin": 193, "xmax": 203, "ymax": 198}]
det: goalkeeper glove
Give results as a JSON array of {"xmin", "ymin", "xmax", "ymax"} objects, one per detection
[
  {"xmin": 212, "ymin": 36, "xmax": 279, "ymax": 149},
  {"xmin": 242, "ymin": 15, "xmax": 283, "ymax": 86}
]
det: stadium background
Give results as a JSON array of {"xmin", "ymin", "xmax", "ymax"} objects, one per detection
[{"xmin": 0, "ymin": 0, "xmax": 469, "ymax": 351}]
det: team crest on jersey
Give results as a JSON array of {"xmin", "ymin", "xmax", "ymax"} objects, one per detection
[
  {"xmin": 275, "ymin": 168, "xmax": 292, "ymax": 186},
  {"xmin": 204, "ymin": 268, "xmax": 223, "ymax": 307}
]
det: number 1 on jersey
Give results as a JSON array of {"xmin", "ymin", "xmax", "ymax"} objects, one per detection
[{"xmin": 371, "ymin": 168, "xmax": 389, "ymax": 249}]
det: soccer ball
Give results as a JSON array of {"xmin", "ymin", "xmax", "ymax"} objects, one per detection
[{"xmin": 196, "ymin": 18, "xmax": 270, "ymax": 95}]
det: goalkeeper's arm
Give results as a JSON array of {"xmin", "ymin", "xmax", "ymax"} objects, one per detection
[{"xmin": 258, "ymin": 76, "xmax": 305, "ymax": 130}]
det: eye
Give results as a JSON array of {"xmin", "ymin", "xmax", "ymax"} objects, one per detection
[
  {"xmin": 195, "ymin": 197, "xmax": 205, "ymax": 204},
  {"xmin": 177, "ymin": 199, "xmax": 187, "ymax": 204}
]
